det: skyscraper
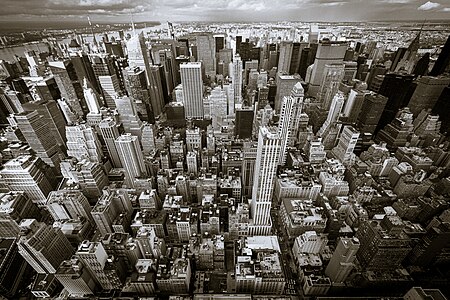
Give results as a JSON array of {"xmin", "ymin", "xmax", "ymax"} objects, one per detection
[
  {"xmin": 17, "ymin": 219, "xmax": 73, "ymax": 274},
  {"xmin": 306, "ymin": 39, "xmax": 348, "ymax": 97},
  {"xmin": 325, "ymin": 237, "xmax": 360, "ymax": 284},
  {"xmin": 318, "ymin": 92, "xmax": 345, "ymax": 137},
  {"xmin": 195, "ymin": 33, "xmax": 216, "ymax": 78},
  {"xmin": 66, "ymin": 123, "xmax": 103, "ymax": 163},
  {"xmin": 274, "ymin": 73, "xmax": 302, "ymax": 113},
  {"xmin": 429, "ymin": 34, "xmax": 450, "ymax": 76},
  {"xmin": 232, "ymin": 54, "xmax": 243, "ymax": 105},
  {"xmin": 331, "ymin": 125, "xmax": 360, "ymax": 167},
  {"xmin": 180, "ymin": 62, "xmax": 204, "ymax": 119},
  {"xmin": 0, "ymin": 156, "xmax": 57, "ymax": 207},
  {"xmin": 407, "ymin": 76, "xmax": 450, "ymax": 116},
  {"xmin": 123, "ymin": 66, "xmax": 152, "ymax": 122},
  {"xmin": 250, "ymin": 126, "xmax": 281, "ymax": 235},
  {"xmin": 357, "ymin": 93, "xmax": 388, "ymax": 135},
  {"xmin": 277, "ymin": 82, "xmax": 304, "ymax": 165},
  {"xmin": 317, "ymin": 63, "xmax": 345, "ymax": 110},
  {"xmin": 115, "ymin": 134, "xmax": 147, "ymax": 188},
  {"xmin": 278, "ymin": 41, "xmax": 293, "ymax": 74},
  {"xmin": 99, "ymin": 117, "xmax": 122, "ymax": 168}
]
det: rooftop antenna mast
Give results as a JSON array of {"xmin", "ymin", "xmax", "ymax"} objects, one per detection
[
  {"xmin": 87, "ymin": 14, "xmax": 98, "ymax": 48},
  {"xmin": 129, "ymin": 0, "xmax": 136, "ymax": 36}
]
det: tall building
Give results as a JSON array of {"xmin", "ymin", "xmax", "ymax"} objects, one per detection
[
  {"xmin": 250, "ymin": 126, "xmax": 280, "ymax": 235},
  {"xmin": 306, "ymin": 39, "xmax": 348, "ymax": 97},
  {"xmin": 376, "ymin": 72, "xmax": 415, "ymax": 133},
  {"xmin": 357, "ymin": 93, "xmax": 388, "ymax": 135},
  {"xmin": 232, "ymin": 54, "xmax": 243, "ymax": 105},
  {"xmin": 278, "ymin": 41, "xmax": 293, "ymax": 74},
  {"xmin": 0, "ymin": 192, "xmax": 40, "ymax": 238},
  {"xmin": 98, "ymin": 117, "xmax": 122, "ymax": 168},
  {"xmin": 0, "ymin": 156, "xmax": 57, "ymax": 207},
  {"xmin": 317, "ymin": 63, "xmax": 345, "ymax": 110},
  {"xmin": 318, "ymin": 92, "xmax": 345, "ymax": 137},
  {"xmin": 277, "ymin": 82, "xmax": 304, "ymax": 165},
  {"xmin": 331, "ymin": 126, "xmax": 360, "ymax": 167},
  {"xmin": 75, "ymin": 241, "xmax": 113, "ymax": 290},
  {"xmin": 55, "ymin": 258, "xmax": 96, "ymax": 297},
  {"xmin": 235, "ymin": 106, "xmax": 254, "ymax": 140},
  {"xmin": 98, "ymin": 74, "xmax": 121, "ymax": 109},
  {"xmin": 46, "ymin": 190, "xmax": 94, "ymax": 226},
  {"xmin": 123, "ymin": 66, "xmax": 152, "ymax": 122},
  {"xmin": 429, "ymin": 34, "xmax": 450, "ymax": 76},
  {"xmin": 180, "ymin": 62, "xmax": 204, "ymax": 119},
  {"xmin": 17, "ymin": 219, "xmax": 73, "ymax": 274},
  {"xmin": 196, "ymin": 33, "xmax": 216, "ymax": 78},
  {"xmin": 407, "ymin": 76, "xmax": 450, "ymax": 116},
  {"xmin": 325, "ymin": 237, "xmax": 360, "ymax": 284},
  {"xmin": 66, "ymin": 123, "xmax": 103, "ymax": 163},
  {"xmin": 115, "ymin": 95, "xmax": 143, "ymax": 138},
  {"xmin": 274, "ymin": 73, "xmax": 302, "ymax": 113},
  {"xmin": 115, "ymin": 134, "xmax": 147, "ymax": 187}
]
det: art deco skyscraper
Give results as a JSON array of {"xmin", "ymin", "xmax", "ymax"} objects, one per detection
[
  {"xmin": 17, "ymin": 219, "xmax": 73, "ymax": 274},
  {"xmin": 99, "ymin": 117, "xmax": 122, "ymax": 168},
  {"xmin": 250, "ymin": 126, "xmax": 281, "ymax": 235},
  {"xmin": 0, "ymin": 155, "xmax": 57, "ymax": 207},
  {"xmin": 115, "ymin": 133, "xmax": 147, "ymax": 188},
  {"xmin": 277, "ymin": 82, "xmax": 304, "ymax": 165},
  {"xmin": 66, "ymin": 123, "xmax": 103, "ymax": 163},
  {"xmin": 180, "ymin": 62, "xmax": 204, "ymax": 119}
]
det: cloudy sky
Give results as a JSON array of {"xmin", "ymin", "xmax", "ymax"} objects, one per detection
[{"xmin": 1, "ymin": 0, "xmax": 449, "ymax": 23}]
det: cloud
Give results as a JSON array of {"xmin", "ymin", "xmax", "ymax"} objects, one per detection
[
  {"xmin": 442, "ymin": 7, "xmax": 450, "ymax": 11},
  {"xmin": 381, "ymin": 0, "xmax": 412, "ymax": 3},
  {"xmin": 418, "ymin": 1, "xmax": 441, "ymax": 10}
]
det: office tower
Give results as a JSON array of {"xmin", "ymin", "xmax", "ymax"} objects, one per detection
[
  {"xmin": 48, "ymin": 60, "xmax": 84, "ymax": 118},
  {"xmin": 0, "ymin": 192, "xmax": 40, "ymax": 238},
  {"xmin": 0, "ymin": 237, "xmax": 28, "ymax": 298},
  {"xmin": 0, "ymin": 87, "xmax": 26, "ymax": 114},
  {"xmin": 407, "ymin": 76, "xmax": 450, "ymax": 116},
  {"xmin": 395, "ymin": 31, "xmax": 420, "ymax": 73},
  {"xmin": 115, "ymin": 96, "xmax": 143, "ymax": 138},
  {"xmin": 47, "ymin": 189, "xmax": 94, "ymax": 225},
  {"xmin": 0, "ymin": 156, "xmax": 57, "ymax": 207},
  {"xmin": 141, "ymin": 123, "xmax": 156, "ymax": 156},
  {"xmin": 123, "ymin": 66, "xmax": 152, "ymax": 122},
  {"xmin": 331, "ymin": 126, "xmax": 360, "ymax": 166},
  {"xmin": 430, "ymin": 34, "xmax": 450, "ymax": 76},
  {"xmin": 343, "ymin": 89, "xmax": 369, "ymax": 123},
  {"xmin": 70, "ymin": 51, "xmax": 100, "ymax": 95},
  {"xmin": 376, "ymin": 108, "xmax": 415, "ymax": 151},
  {"xmin": 22, "ymin": 100, "xmax": 67, "ymax": 148},
  {"xmin": 196, "ymin": 33, "xmax": 216, "ymax": 78},
  {"xmin": 299, "ymin": 47, "xmax": 311, "ymax": 79},
  {"xmin": 317, "ymin": 63, "xmax": 345, "ymax": 110},
  {"xmin": 215, "ymin": 35, "xmax": 224, "ymax": 52},
  {"xmin": 115, "ymin": 134, "xmax": 147, "ymax": 187},
  {"xmin": 356, "ymin": 216, "xmax": 411, "ymax": 271},
  {"xmin": 180, "ymin": 62, "xmax": 204, "ymax": 119},
  {"xmin": 76, "ymin": 241, "xmax": 113, "ymax": 290},
  {"xmin": 306, "ymin": 39, "xmax": 348, "ymax": 97},
  {"xmin": 55, "ymin": 258, "xmax": 96, "ymax": 297},
  {"xmin": 66, "ymin": 123, "xmax": 102, "ymax": 163},
  {"xmin": 278, "ymin": 82, "xmax": 304, "ymax": 165},
  {"xmin": 17, "ymin": 219, "xmax": 73, "ymax": 274},
  {"xmin": 209, "ymin": 86, "xmax": 228, "ymax": 130},
  {"xmin": 275, "ymin": 73, "xmax": 302, "ymax": 112},
  {"xmin": 325, "ymin": 237, "xmax": 360, "ymax": 284},
  {"xmin": 99, "ymin": 117, "xmax": 122, "ymax": 168},
  {"xmin": 357, "ymin": 93, "xmax": 388, "ymax": 135},
  {"xmin": 318, "ymin": 92, "xmax": 345, "ymax": 137},
  {"xmin": 432, "ymin": 85, "xmax": 450, "ymax": 136},
  {"xmin": 376, "ymin": 73, "xmax": 415, "ymax": 133},
  {"xmin": 235, "ymin": 106, "xmax": 254, "ymax": 140},
  {"xmin": 98, "ymin": 74, "xmax": 121, "ymax": 109},
  {"xmin": 232, "ymin": 54, "xmax": 243, "ymax": 105},
  {"xmin": 278, "ymin": 41, "xmax": 293, "ymax": 74},
  {"xmin": 147, "ymin": 65, "xmax": 166, "ymax": 117},
  {"xmin": 61, "ymin": 159, "xmax": 109, "ymax": 200},
  {"xmin": 250, "ymin": 126, "xmax": 280, "ymax": 235},
  {"xmin": 290, "ymin": 42, "xmax": 307, "ymax": 75}
]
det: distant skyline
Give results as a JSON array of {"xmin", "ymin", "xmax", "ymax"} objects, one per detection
[{"xmin": 1, "ymin": 0, "xmax": 450, "ymax": 24}]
